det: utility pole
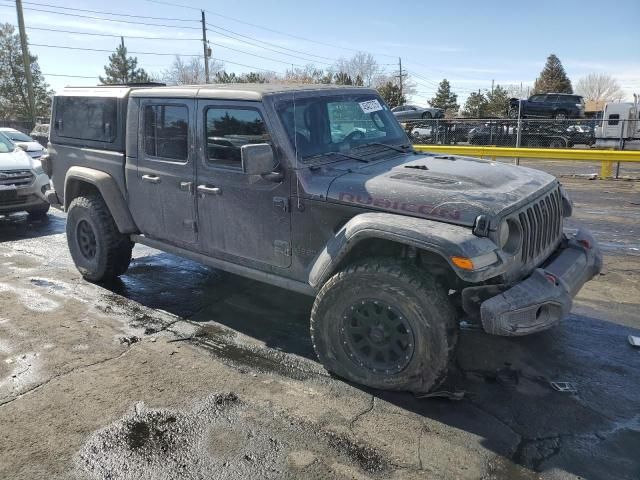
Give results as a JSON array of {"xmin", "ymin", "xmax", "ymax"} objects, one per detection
[
  {"xmin": 491, "ymin": 79, "xmax": 494, "ymax": 95},
  {"xmin": 201, "ymin": 10, "xmax": 210, "ymax": 83},
  {"xmin": 395, "ymin": 57, "xmax": 407, "ymax": 105},
  {"xmin": 15, "ymin": 0, "xmax": 36, "ymax": 125}
]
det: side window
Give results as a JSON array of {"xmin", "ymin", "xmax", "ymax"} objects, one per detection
[
  {"xmin": 608, "ymin": 114, "xmax": 620, "ymax": 126},
  {"xmin": 143, "ymin": 105, "xmax": 189, "ymax": 161},
  {"xmin": 54, "ymin": 96, "xmax": 117, "ymax": 142},
  {"xmin": 545, "ymin": 95, "xmax": 558, "ymax": 103},
  {"xmin": 205, "ymin": 108, "xmax": 270, "ymax": 167}
]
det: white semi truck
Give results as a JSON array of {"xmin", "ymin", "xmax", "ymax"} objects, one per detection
[{"xmin": 595, "ymin": 97, "xmax": 640, "ymax": 150}]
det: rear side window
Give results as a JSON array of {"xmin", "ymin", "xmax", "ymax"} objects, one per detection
[
  {"xmin": 143, "ymin": 105, "xmax": 189, "ymax": 161},
  {"xmin": 54, "ymin": 96, "xmax": 117, "ymax": 142},
  {"xmin": 608, "ymin": 114, "xmax": 620, "ymax": 126},
  {"xmin": 205, "ymin": 108, "xmax": 270, "ymax": 167}
]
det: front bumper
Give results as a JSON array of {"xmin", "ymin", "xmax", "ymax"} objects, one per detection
[{"xmin": 480, "ymin": 229, "xmax": 602, "ymax": 336}]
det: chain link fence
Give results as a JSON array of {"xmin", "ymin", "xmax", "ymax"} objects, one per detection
[{"xmin": 401, "ymin": 118, "xmax": 639, "ymax": 178}]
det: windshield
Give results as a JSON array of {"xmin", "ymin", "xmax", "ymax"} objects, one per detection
[
  {"xmin": 276, "ymin": 94, "xmax": 407, "ymax": 161},
  {"xmin": 3, "ymin": 130, "xmax": 32, "ymax": 142},
  {"xmin": 0, "ymin": 133, "xmax": 15, "ymax": 153}
]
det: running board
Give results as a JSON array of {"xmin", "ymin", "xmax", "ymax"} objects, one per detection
[{"xmin": 130, "ymin": 234, "xmax": 316, "ymax": 296}]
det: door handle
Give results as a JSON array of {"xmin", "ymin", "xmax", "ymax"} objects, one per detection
[
  {"xmin": 142, "ymin": 174, "xmax": 161, "ymax": 184},
  {"xmin": 179, "ymin": 181, "xmax": 193, "ymax": 192},
  {"xmin": 197, "ymin": 185, "xmax": 222, "ymax": 196}
]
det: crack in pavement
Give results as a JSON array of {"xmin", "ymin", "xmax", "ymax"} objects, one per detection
[
  {"xmin": 0, "ymin": 346, "xmax": 134, "ymax": 408},
  {"xmin": 350, "ymin": 395, "xmax": 375, "ymax": 430}
]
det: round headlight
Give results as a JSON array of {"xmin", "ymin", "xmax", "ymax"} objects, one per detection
[
  {"xmin": 498, "ymin": 219, "xmax": 522, "ymax": 254},
  {"xmin": 498, "ymin": 221, "xmax": 510, "ymax": 249}
]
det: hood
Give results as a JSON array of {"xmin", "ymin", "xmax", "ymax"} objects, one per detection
[
  {"xmin": 0, "ymin": 149, "xmax": 39, "ymax": 171},
  {"xmin": 14, "ymin": 141, "xmax": 44, "ymax": 152},
  {"xmin": 325, "ymin": 152, "xmax": 557, "ymax": 226}
]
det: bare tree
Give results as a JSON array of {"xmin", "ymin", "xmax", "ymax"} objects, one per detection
[
  {"xmin": 162, "ymin": 56, "xmax": 224, "ymax": 85},
  {"xmin": 575, "ymin": 73, "xmax": 626, "ymax": 102},
  {"xmin": 332, "ymin": 52, "xmax": 382, "ymax": 87},
  {"xmin": 282, "ymin": 64, "xmax": 329, "ymax": 84}
]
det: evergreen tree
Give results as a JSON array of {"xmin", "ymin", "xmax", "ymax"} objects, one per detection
[
  {"xmin": 430, "ymin": 79, "xmax": 459, "ymax": 115},
  {"xmin": 377, "ymin": 81, "xmax": 405, "ymax": 109},
  {"xmin": 485, "ymin": 85, "xmax": 510, "ymax": 117},
  {"xmin": 0, "ymin": 23, "xmax": 53, "ymax": 119},
  {"xmin": 533, "ymin": 54, "xmax": 572, "ymax": 94},
  {"xmin": 462, "ymin": 91, "xmax": 488, "ymax": 117},
  {"xmin": 99, "ymin": 38, "xmax": 151, "ymax": 85},
  {"xmin": 334, "ymin": 72, "xmax": 353, "ymax": 85}
]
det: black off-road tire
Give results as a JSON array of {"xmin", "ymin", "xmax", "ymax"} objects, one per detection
[
  {"xmin": 27, "ymin": 203, "xmax": 50, "ymax": 219},
  {"xmin": 310, "ymin": 258, "xmax": 458, "ymax": 393},
  {"xmin": 66, "ymin": 194, "xmax": 133, "ymax": 282}
]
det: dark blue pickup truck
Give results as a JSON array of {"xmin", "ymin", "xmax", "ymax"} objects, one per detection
[{"xmin": 509, "ymin": 93, "xmax": 585, "ymax": 119}]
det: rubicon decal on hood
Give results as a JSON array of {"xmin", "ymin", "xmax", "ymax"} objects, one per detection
[{"xmin": 338, "ymin": 192, "xmax": 461, "ymax": 220}]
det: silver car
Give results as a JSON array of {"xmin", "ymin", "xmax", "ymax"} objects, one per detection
[
  {"xmin": 0, "ymin": 132, "xmax": 50, "ymax": 218},
  {"xmin": 392, "ymin": 104, "xmax": 444, "ymax": 121}
]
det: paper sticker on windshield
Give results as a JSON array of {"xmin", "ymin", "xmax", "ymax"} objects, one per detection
[{"xmin": 359, "ymin": 99, "xmax": 383, "ymax": 114}]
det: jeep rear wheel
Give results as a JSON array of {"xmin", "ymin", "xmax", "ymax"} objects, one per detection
[
  {"xmin": 66, "ymin": 194, "xmax": 133, "ymax": 282},
  {"xmin": 310, "ymin": 259, "xmax": 457, "ymax": 393}
]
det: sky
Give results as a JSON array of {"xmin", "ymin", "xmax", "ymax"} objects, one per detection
[{"xmin": 2, "ymin": 0, "xmax": 639, "ymax": 105}]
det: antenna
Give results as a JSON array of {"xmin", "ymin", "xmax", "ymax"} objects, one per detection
[{"xmin": 292, "ymin": 90, "xmax": 302, "ymax": 210}]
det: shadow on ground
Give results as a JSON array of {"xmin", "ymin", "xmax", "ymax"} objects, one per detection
[{"xmin": 0, "ymin": 212, "xmax": 65, "ymax": 242}]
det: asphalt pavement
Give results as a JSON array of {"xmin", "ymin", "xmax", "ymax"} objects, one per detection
[{"xmin": 0, "ymin": 175, "xmax": 639, "ymax": 480}]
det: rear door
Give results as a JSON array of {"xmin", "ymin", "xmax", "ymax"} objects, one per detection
[
  {"xmin": 527, "ymin": 95, "xmax": 548, "ymax": 116},
  {"xmin": 129, "ymin": 99, "xmax": 197, "ymax": 246},
  {"xmin": 195, "ymin": 100, "xmax": 291, "ymax": 268}
]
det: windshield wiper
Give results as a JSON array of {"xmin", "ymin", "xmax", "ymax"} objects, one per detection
[
  {"xmin": 353, "ymin": 142, "xmax": 414, "ymax": 153},
  {"xmin": 303, "ymin": 151, "xmax": 370, "ymax": 163}
]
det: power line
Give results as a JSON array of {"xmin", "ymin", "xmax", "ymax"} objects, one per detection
[
  {"xmin": 31, "ymin": 43, "xmax": 201, "ymax": 56},
  {"xmin": 27, "ymin": 26, "xmax": 201, "ymax": 41},
  {"xmin": 144, "ymin": 0, "xmax": 393, "ymax": 56},
  {"xmin": 206, "ymin": 23, "xmax": 336, "ymax": 63},
  {"xmin": 0, "ymin": 3, "xmax": 201, "ymax": 30},
  {"xmin": 16, "ymin": 0, "xmax": 198, "ymax": 22},
  {"xmin": 31, "ymin": 43, "xmax": 282, "ymax": 74}
]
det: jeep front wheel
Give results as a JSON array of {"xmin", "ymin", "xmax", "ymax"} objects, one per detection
[
  {"xmin": 310, "ymin": 259, "xmax": 457, "ymax": 393},
  {"xmin": 66, "ymin": 194, "xmax": 133, "ymax": 282}
]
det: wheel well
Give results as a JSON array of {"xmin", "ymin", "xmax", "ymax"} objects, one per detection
[
  {"xmin": 332, "ymin": 238, "xmax": 458, "ymax": 288},
  {"xmin": 64, "ymin": 179, "xmax": 100, "ymax": 210}
]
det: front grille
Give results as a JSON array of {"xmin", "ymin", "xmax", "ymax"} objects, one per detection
[
  {"xmin": 518, "ymin": 187, "xmax": 563, "ymax": 263},
  {"xmin": 0, "ymin": 170, "xmax": 34, "ymax": 188}
]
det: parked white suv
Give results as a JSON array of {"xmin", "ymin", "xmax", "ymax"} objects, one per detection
[{"xmin": 0, "ymin": 132, "xmax": 50, "ymax": 218}]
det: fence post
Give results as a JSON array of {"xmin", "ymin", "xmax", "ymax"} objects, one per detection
[
  {"xmin": 616, "ymin": 119, "xmax": 625, "ymax": 179},
  {"xmin": 514, "ymin": 101, "xmax": 522, "ymax": 165}
]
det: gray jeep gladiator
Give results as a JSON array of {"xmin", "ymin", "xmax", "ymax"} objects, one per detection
[{"xmin": 43, "ymin": 84, "xmax": 602, "ymax": 392}]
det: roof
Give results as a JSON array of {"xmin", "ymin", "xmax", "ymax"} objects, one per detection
[
  {"xmin": 129, "ymin": 83, "xmax": 374, "ymax": 100},
  {"xmin": 58, "ymin": 83, "xmax": 375, "ymax": 101}
]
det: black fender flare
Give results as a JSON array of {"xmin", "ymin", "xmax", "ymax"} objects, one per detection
[
  {"xmin": 64, "ymin": 166, "xmax": 138, "ymax": 233},
  {"xmin": 307, "ymin": 212, "xmax": 503, "ymax": 289}
]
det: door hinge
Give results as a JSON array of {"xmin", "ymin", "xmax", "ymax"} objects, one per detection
[
  {"xmin": 273, "ymin": 196, "xmax": 290, "ymax": 212},
  {"xmin": 274, "ymin": 240, "xmax": 292, "ymax": 257}
]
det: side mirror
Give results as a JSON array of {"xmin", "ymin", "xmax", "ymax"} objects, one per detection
[
  {"xmin": 14, "ymin": 144, "xmax": 25, "ymax": 151},
  {"xmin": 241, "ymin": 143, "xmax": 275, "ymax": 176}
]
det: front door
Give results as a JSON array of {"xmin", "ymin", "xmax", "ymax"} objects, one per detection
[
  {"xmin": 129, "ymin": 99, "xmax": 197, "ymax": 246},
  {"xmin": 195, "ymin": 100, "xmax": 291, "ymax": 268}
]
